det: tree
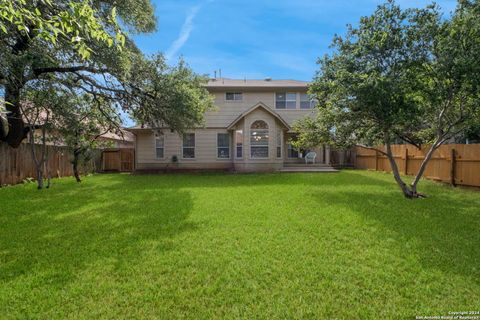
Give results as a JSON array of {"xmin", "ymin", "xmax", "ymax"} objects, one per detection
[
  {"xmin": 293, "ymin": 0, "xmax": 480, "ymax": 198},
  {"xmin": 0, "ymin": 0, "xmax": 212, "ymax": 150},
  {"xmin": 49, "ymin": 92, "xmax": 118, "ymax": 183},
  {"xmin": 0, "ymin": 0, "xmax": 131, "ymax": 147},
  {"xmin": 0, "ymin": 98, "xmax": 7, "ymax": 137},
  {"xmin": 20, "ymin": 86, "xmax": 56, "ymax": 189},
  {"xmin": 460, "ymin": 122, "xmax": 480, "ymax": 143},
  {"xmin": 129, "ymin": 55, "xmax": 214, "ymax": 133}
]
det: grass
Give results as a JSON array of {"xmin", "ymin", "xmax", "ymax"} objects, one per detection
[{"xmin": 0, "ymin": 170, "xmax": 479, "ymax": 319}]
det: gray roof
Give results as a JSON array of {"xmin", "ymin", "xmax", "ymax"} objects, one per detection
[{"xmin": 205, "ymin": 78, "xmax": 309, "ymax": 89}]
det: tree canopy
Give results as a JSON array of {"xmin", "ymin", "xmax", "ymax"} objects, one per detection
[
  {"xmin": 293, "ymin": 0, "xmax": 480, "ymax": 198},
  {"xmin": 0, "ymin": 0, "xmax": 212, "ymax": 148}
]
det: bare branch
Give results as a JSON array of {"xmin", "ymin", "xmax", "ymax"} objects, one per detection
[
  {"xmin": 355, "ymin": 144, "xmax": 388, "ymax": 156},
  {"xmin": 32, "ymin": 66, "xmax": 108, "ymax": 78}
]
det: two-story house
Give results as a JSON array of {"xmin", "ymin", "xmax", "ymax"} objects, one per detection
[{"xmin": 128, "ymin": 78, "xmax": 330, "ymax": 172}]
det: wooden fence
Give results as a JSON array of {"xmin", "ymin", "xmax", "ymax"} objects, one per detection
[
  {"xmin": 101, "ymin": 148, "xmax": 134, "ymax": 172},
  {"xmin": 0, "ymin": 142, "xmax": 99, "ymax": 186},
  {"xmin": 354, "ymin": 144, "xmax": 480, "ymax": 188}
]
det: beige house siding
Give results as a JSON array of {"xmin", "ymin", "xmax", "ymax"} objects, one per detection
[
  {"xmin": 131, "ymin": 81, "xmax": 325, "ymax": 172},
  {"xmin": 231, "ymin": 107, "xmax": 285, "ymax": 171},
  {"xmin": 135, "ymin": 129, "xmax": 233, "ymax": 170},
  {"xmin": 205, "ymin": 91, "xmax": 316, "ymax": 128}
]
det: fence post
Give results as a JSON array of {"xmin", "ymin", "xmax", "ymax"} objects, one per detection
[
  {"xmin": 404, "ymin": 148, "xmax": 408, "ymax": 175},
  {"xmin": 374, "ymin": 151, "xmax": 378, "ymax": 171},
  {"xmin": 450, "ymin": 148, "xmax": 457, "ymax": 187}
]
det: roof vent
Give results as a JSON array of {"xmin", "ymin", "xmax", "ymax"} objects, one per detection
[{"xmin": 265, "ymin": 78, "xmax": 272, "ymax": 81}]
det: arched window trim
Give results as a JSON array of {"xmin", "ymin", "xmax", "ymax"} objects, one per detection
[{"xmin": 250, "ymin": 120, "xmax": 269, "ymax": 159}]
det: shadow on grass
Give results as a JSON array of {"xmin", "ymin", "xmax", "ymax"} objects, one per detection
[
  {"xmin": 0, "ymin": 176, "xmax": 195, "ymax": 287},
  {"xmin": 1, "ymin": 171, "xmax": 478, "ymax": 291},
  {"xmin": 308, "ymin": 171, "xmax": 480, "ymax": 282}
]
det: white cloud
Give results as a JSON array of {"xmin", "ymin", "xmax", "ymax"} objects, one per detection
[{"xmin": 165, "ymin": 0, "xmax": 215, "ymax": 61}]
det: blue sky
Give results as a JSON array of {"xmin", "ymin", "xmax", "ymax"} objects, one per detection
[{"xmin": 133, "ymin": 0, "xmax": 457, "ymax": 81}]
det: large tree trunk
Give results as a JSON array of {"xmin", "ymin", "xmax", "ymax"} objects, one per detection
[
  {"xmin": 410, "ymin": 143, "xmax": 438, "ymax": 195},
  {"xmin": 384, "ymin": 141, "xmax": 415, "ymax": 198},
  {"xmin": 36, "ymin": 168, "xmax": 44, "ymax": 190},
  {"xmin": 2, "ymin": 80, "xmax": 27, "ymax": 148},
  {"xmin": 72, "ymin": 149, "xmax": 82, "ymax": 182},
  {"xmin": 1, "ymin": 33, "xmax": 31, "ymax": 148}
]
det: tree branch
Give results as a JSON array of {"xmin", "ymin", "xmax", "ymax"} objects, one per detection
[
  {"xmin": 355, "ymin": 144, "xmax": 388, "ymax": 156},
  {"xmin": 33, "ymin": 66, "xmax": 108, "ymax": 77},
  {"xmin": 393, "ymin": 131, "xmax": 422, "ymax": 149}
]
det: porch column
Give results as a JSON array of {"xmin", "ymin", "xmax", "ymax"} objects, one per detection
[{"xmin": 325, "ymin": 145, "xmax": 331, "ymax": 165}]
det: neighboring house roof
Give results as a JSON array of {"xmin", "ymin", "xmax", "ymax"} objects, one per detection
[
  {"xmin": 205, "ymin": 78, "xmax": 309, "ymax": 90},
  {"xmin": 226, "ymin": 102, "xmax": 291, "ymax": 131},
  {"xmin": 126, "ymin": 125, "xmax": 151, "ymax": 131},
  {"xmin": 99, "ymin": 129, "xmax": 134, "ymax": 143}
]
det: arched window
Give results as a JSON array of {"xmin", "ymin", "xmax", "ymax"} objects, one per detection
[{"xmin": 250, "ymin": 120, "xmax": 269, "ymax": 158}]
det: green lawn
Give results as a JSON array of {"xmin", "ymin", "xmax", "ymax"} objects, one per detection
[{"xmin": 1, "ymin": 171, "xmax": 479, "ymax": 319}]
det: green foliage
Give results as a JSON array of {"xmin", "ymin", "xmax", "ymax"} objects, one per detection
[
  {"xmin": 0, "ymin": 0, "xmax": 213, "ymax": 149},
  {"xmin": 293, "ymin": 0, "xmax": 480, "ymax": 197},
  {"xmin": 129, "ymin": 55, "xmax": 214, "ymax": 133},
  {"xmin": 0, "ymin": 0, "xmax": 124, "ymax": 59},
  {"xmin": 294, "ymin": 1, "xmax": 431, "ymax": 149},
  {"xmin": 0, "ymin": 101, "xmax": 7, "ymax": 137},
  {"xmin": 294, "ymin": 0, "xmax": 480, "ymax": 150},
  {"xmin": 0, "ymin": 172, "xmax": 479, "ymax": 317},
  {"xmin": 49, "ymin": 92, "xmax": 119, "ymax": 158}
]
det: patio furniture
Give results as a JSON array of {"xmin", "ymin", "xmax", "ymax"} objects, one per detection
[{"xmin": 305, "ymin": 152, "xmax": 317, "ymax": 164}]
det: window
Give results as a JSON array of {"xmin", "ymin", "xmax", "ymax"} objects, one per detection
[
  {"xmin": 182, "ymin": 133, "xmax": 195, "ymax": 159},
  {"xmin": 276, "ymin": 92, "xmax": 296, "ymax": 109},
  {"xmin": 276, "ymin": 130, "xmax": 282, "ymax": 158},
  {"xmin": 300, "ymin": 93, "xmax": 318, "ymax": 109},
  {"xmin": 155, "ymin": 136, "xmax": 164, "ymax": 159},
  {"xmin": 217, "ymin": 133, "xmax": 230, "ymax": 159},
  {"xmin": 235, "ymin": 130, "xmax": 243, "ymax": 159},
  {"xmin": 250, "ymin": 120, "xmax": 269, "ymax": 158},
  {"xmin": 226, "ymin": 92, "xmax": 243, "ymax": 101},
  {"xmin": 287, "ymin": 143, "xmax": 299, "ymax": 158}
]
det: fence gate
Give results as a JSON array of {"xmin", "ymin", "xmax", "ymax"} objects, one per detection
[{"xmin": 101, "ymin": 149, "xmax": 134, "ymax": 172}]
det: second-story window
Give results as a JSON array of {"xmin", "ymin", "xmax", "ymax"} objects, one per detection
[
  {"xmin": 226, "ymin": 92, "xmax": 243, "ymax": 101},
  {"xmin": 300, "ymin": 93, "xmax": 318, "ymax": 109},
  {"xmin": 276, "ymin": 92, "xmax": 296, "ymax": 109}
]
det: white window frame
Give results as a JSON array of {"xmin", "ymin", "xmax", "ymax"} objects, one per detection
[
  {"xmin": 217, "ymin": 133, "xmax": 230, "ymax": 159},
  {"xmin": 182, "ymin": 133, "xmax": 195, "ymax": 159},
  {"xmin": 250, "ymin": 120, "xmax": 269, "ymax": 159},
  {"xmin": 235, "ymin": 130, "xmax": 243, "ymax": 159},
  {"xmin": 225, "ymin": 92, "xmax": 243, "ymax": 101},
  {"xmin": 275, "ymin": 92, "xmax": 297, "ymax": 110},
  {"xmin": 155, "ymin": 135, "xmax": 165, "ymax": 159}
]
